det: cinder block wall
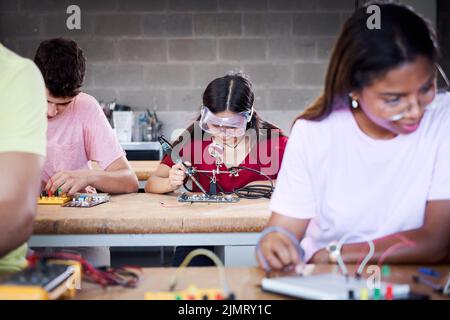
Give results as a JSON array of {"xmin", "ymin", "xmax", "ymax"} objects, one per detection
[
  {"xmin": 0, "ymin": 0, "xmax": 439, "ymax": 135},
  {"xmin": 0, "ymin": 0, "xmax": 353, "ymax": 111}
]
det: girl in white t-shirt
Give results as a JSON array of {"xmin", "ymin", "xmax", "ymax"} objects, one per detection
[{"xmin": 258, "ymin": 3, "xmax": 450, "ymax": 270}]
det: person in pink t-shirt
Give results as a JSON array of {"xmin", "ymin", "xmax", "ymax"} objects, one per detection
[
  {"xmin": 34, "ymin": 38, "xmax": 139, "ymax": 196},
  {"xmin": 258, "ymin": 3, "xmax": 450, "ymax": 271}
]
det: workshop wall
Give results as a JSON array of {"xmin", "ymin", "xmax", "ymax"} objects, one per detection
[{"xmin": 0, "ymin": 0, "xmax": 438, "ymax": 135}]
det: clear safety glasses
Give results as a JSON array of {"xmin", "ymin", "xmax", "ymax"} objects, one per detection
[
  {"xmin": 379, "ymin": 64, "xmax": 450, "ymax": 122},
  {"xmin": 199, "ymin": 106, "xmax": 254, "ymax": 137}
]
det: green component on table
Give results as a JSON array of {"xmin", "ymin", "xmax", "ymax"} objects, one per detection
[
  {"xmin": 373, "ymin": 287, "xmax": 382, "ymax": 300},
  {"xmin": 382, "ymin": 265, "xmax": 391, "ymax": 277}
]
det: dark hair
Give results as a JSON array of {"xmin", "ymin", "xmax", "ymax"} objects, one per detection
[
  {"xmin": 173, "ymin": 74, "xmax": 283, "ymax": 146},
  {"xmin": 298, "ymin": 2, "xmax": 440, "ymax": 122},
  {"xmin": 34, "ymin": 38, "xmax": 86, "ymax": 98}
]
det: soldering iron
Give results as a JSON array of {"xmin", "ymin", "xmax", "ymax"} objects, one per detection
[{"xmin": 158, "ymin": 136, "xmax": 274, "ymax": 202}]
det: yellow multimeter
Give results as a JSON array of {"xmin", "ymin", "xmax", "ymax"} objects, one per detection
[{"xmin": 0, "ymin": 260, "xmax": 81, "ymax": 300}]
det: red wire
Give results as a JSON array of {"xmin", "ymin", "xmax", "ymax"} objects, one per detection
[
  {"xmin": 48, "ymin": 177, "xmax": 54, "ymax": 197},
  {"xmin": 339, "ymin": 234, "xmax": 417, "ymax": 272},
  {"xmin": 27, "ymin": 252, "xmax": 140, "ymax": 288}
]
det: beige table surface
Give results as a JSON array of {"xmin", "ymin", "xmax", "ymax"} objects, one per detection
[
  {"xmin": 74, "ymin": 265, "xmax": 450, "ymax": 300},
  {"xmin": 34, "ymin": 193, "xmax": 270, "ymax": 235}
]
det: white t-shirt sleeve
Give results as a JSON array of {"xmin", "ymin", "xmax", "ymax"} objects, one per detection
[
  {"xmin": 269, "ymin": 120, "xmax": 317, "ymax": 219},
  {"xmin": 427, "ymin": 102, "xmax": 450, "ymax": 200}
]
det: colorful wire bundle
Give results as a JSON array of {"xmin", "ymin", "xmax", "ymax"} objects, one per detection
[{"xmin": 28, "ymin": 252, "xmax": 142, "ymax": 288}]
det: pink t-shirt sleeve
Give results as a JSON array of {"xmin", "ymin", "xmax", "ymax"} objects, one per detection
[
  {"xmin": 84, "ymin": 101, "xmax": 125, "ymax": 169},
  {"xmin": 269, "ymin": 120, "xmax": 317, "ymax": 220}
]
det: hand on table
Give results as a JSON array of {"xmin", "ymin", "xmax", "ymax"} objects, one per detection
[
  {"xmin": 257, "ymin": 232, "xmax": 301, "ymax": 271},
  {"xmin": 45, "ymin": 170, "xmax": 92, "ymax": 196}
]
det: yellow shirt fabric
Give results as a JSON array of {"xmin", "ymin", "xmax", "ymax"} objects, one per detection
[{"xmin": 0, "ymin": 43, "xmax": 47, "ymax": 273}]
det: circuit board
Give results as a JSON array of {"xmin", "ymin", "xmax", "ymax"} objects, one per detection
[
  {"xmin": 262, "ymin": 273, "xmax": 410, "ymax": 300},
  {"xmin": 63, "ymin": 193, "xmax": 110, "ymax": 208},
  {"xmin": 38, "ymin": 188, "xmax": 71, "ymax": 205},
  {"xmin": 178, "ymin": 193, "xmax": 240, "ymax": 203},
  {"xmin": 38, "ymin": 196, "xmax": 72, "ymax": 205},
  {"xmin": 145, "ymin": 285, "xmax": 230, "ymax": 300}
]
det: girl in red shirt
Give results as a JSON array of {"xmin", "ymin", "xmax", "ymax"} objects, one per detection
[
  {"xmin": 145, "ymin": 73, "xmax": 288, "ymax": 195},
  {"xmin": 145, "ymin": 73, "xmax": 288, "ymax": 266}
]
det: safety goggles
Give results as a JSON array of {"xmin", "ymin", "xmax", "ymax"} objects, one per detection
[
  {"xmin": 199, "ymin": 106, "xmax": 254, "ymax": 137},
  {"xmin": 380, "ymin": 64, "xmax": 449, "ymax": 122}
]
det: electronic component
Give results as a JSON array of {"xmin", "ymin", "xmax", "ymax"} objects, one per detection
[
  {"xmin": 145, "ymin": 285, "xmax": 228, "ymax": 300},
  {"xmin": 381, "ymin": 265, "xmax": 391, "ymax": 277},
  {"xmin": 258, "ymin": 228, "xmax": 414, "ymax": 300},
  {"xmin": 145, "ymin": 249, "xmax": 235, "ymax": 300},
  {"xmin": 359, "ymin": 287, "xmax": 369, "ymax": 300},
  {"xmin": 38, "ymin": 195, "xmax": 72, "ymax": 205},
  {"xmin": 63, "ymin": 193, "xmax": 109, "ymax": 208},
  {"xmin": 38, "ymin": 188, "xmax": 71, "ymax": 205},
  {"xmin": 178, "ymin": 192, "xmax": 239, "ymax": 203},
  {"xmin": 418, "ymin": 267, "xmax": 441, "ymax": 278},
  {"xmin": 158, "ymin": 136, "xmax": 274, "ymax": 202},
  {"xmin": 261, "ymin": 273, "xmax": 410, "ymax": 300},
  {"xmin": 0, "ymin": 260, "xmax": 81, "ymax": 300},
  {"xmin": 27, "ymin": 252, "xmax": 140, "ymax": 289}
]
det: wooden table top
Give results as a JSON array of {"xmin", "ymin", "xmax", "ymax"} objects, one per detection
[
  {"xmin": 129, "ymin": 160, "xmax": 160, "ymax": 180},
  {"xmin": 91, "ymin": 160, "xmax": 160, "ymax": 181},
  {"xmin": 34, "ymin": 193, "xmax": 270, "ymax": 234},
  {"xmin": 75, "ymin": 265, "xmax": 450, "ymax": 300}
]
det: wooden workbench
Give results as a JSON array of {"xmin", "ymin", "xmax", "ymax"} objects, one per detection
[
  {"xmin": 129, "ymin": 160, "xmax": 160, "ymax": 181},
  {"xmin": 30, "ymin": 193, "xmax": 270, "ymax": 266},
  {"xmin": 33, "ymin": 193, "xmax": 269, "ymax": 234},
  {"xmin": 75, "ymin": 265, "xmax": 450, "ymax": 300}
]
